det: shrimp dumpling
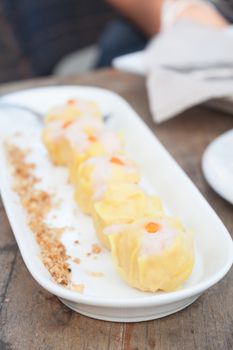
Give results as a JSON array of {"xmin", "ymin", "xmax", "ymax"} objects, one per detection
[
  {"xmin": 68, "ymin": 121, "xmax": 124, "ymax": 183},
  {"xmin": 74, "ymin": 155, "xmax": 140, "ymax": 214},
  {"xmin": 107, "ymin": 218, "xmax": 194, "ymax": 292},
  {"xmin": 45, "ymin": 98, "xmax": 102, "ymax": 123},
  {"xmin": 92, "ymin": 183, "xmax": 163, "ymax": 249}
]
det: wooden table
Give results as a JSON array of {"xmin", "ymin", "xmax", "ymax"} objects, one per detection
[{"xmin": 0, "ymin": 69, "xmax": 232, "ymax": 350}]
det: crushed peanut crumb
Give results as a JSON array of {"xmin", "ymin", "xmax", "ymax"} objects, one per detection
[
  {"xmin": 86, "ymin": 243, "xmax": 102, "ymax": 257},
  {"xmin": 5, "ymin": 143, "xmax": 71, "ymax": 287},
  {"xmin": 91, "ymin": 244, "xmax": 102, "ymax": 254},
  {"xmin": 71, "ymin": 283, "xmax": 85, "ymax": 293},
  {"xmin": 87, "ymin": 271, "xmax": 104, "ymax": 277},
  {"xmin": 73, "ymin": 258, "xmax": 81, "ymax": 264}
]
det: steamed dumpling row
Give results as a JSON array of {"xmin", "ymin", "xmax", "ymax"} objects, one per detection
[{"xmin": 42, "ymin": 98, "xmax": 194, "ymax": 292}]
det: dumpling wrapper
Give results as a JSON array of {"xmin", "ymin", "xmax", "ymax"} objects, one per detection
[
  {"xmin": 42, "ymin": 115, "xmax": 123, "ymax": 188},
  {"xmin": 74, "ymin": 155, "xmax": 140, "ymax": 214},
  {"xmin": 42, "ymin": 116, "xmax": 104, "ymax": 168},
  {"xmin": 92, "ymin": 183, "xmax": 163, "ymax": 249},
  {"xmin": 42, "ymin": 120, "xmax": 71, "ymax": 165},
  {"xmin": 107, "ymin": 218, "xmax": 194, "ymax": 292},
  {"xmin": 45, "ymin": 98, "xmax": 102, "ymax": 123},
  {"xmin": 68, "ymin": 128, "xmax": 124, "ymax": 183}
]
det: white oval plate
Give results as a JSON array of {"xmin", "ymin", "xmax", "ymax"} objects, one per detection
[
  {"xmin": 0, "ymin": 86, "xmax": 232, "ymax": 322},
  {"xmin": 202, "ymin": 129, "xmax": 233, "ymax": 205}
]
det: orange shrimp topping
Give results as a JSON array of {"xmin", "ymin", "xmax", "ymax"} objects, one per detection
[
  {"xmin": 62, "ymin": 120, "xmax": 73, "ymax": 129},
  {"xmin": 67, "ymin": 99, "xmax": 76, "ymax": 105},
  {"xmin": 110, "ymin": 157, "xmax": 124, "ymax": 166},
  {"xmin": 88, "ymin": 135, "xmax": 97, "ymax": 142},
  {"xmin": 145, "ymin": 222, "xmax": 160, "ymax": 234}
]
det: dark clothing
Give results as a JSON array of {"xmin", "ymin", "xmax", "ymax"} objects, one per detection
[
  {"xmin": 2, "ymin": 0, "xmax": 115, "ymax": 77},
  {"xmin": 210, "ymin": 0, "xmax": 233, "ymax": 23},
  {"xmin": 96, "ymin": 18, "xmax": 148, "ymax": 68}
]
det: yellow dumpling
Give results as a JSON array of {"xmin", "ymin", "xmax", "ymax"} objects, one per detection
[
  {"xmin": 74, "ymin": 155, "xmax": 140, "ymax": 214},
  {"xmin": 42, "ymin": 114, "xmax": 123, "ymax": 179},
  {"xmin": 107, "ymin": 217, "xmax": 194, "ymax": 292},
  {"xmin": 42, "ymin": 116, "xmax": 104, "ymax": 167},
  {"xmin": 45, "ymin": 98, "xmax": 102, "ymax": 123},
  {"xmin": 42, "ymin": 119, "xmax": 71, "ymax": 165},
  {"xmin": 92, "ymin": 183, "xmax": 163, "ymax": 249},
  {"xmin": 68, "ymin": 125, "xmax": 124, "ymax": 183}
]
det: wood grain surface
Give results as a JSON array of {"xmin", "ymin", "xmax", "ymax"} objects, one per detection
[{"xmin": 0, "ymin": 69, "xmax": 232, "ymax": 350}]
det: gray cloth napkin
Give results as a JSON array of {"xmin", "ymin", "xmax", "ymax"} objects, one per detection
[{"xmin": 145, "ymin": 21, "xmax": 233, "ymax": 123}]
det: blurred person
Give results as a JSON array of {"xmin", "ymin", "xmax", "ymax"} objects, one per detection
[
  {"xmin": 97, "ymin": 0, "xmax": 232, "ymax": 67},
  {"xmin": 0, "ymin": 0, "xmax": 115, "ymax": 82}
]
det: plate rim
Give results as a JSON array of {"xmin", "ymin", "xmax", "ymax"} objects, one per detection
[{"xmin": 202, "ymin": 129, "xmax": 233, "ymax": 205}]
